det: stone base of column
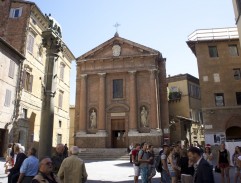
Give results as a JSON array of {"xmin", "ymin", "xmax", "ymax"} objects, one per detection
[
  {"xmin": 76, "ymin": 131, "xmax": 86, "ymax": 137},
  {"xmin": 128, "ymin": 129, "xmax": 139, "ymax": 136},
  {"xmin": 150, "ymin": 128, "xmax": 163, "ymax": 135},
  {"xmin": 97, "ymin": 130, "xmax": 107, "ymax": 137}
]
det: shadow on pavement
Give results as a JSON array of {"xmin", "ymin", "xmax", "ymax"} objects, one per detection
[
  {"xmin": 86, "ymin": 177, "xmax": 161, "ymax": 183},
  {"xmin": 114, "ymin": 162, "xmax": 132, "ymax": 167}
]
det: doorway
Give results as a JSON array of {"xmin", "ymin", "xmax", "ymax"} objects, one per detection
[
  {"xmin": 0, "ymin": 129, "xmax": 6, "ymax": 156},
  {"xmin": 226, "ymin": 126, "xmax": 241, "ymax": 141},
  {"xmin": 111, "ymin": 119, "xmax": 126, "ymax": 148}
]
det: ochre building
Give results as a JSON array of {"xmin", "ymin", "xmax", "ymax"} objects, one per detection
[{"xmin": 75, "ymin": 34, "xmax": 169, "ymax": 148}]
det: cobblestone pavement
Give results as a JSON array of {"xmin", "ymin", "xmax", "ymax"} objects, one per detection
[{"xmin": 0, "ymin": 158, "xmax": 235, "ymax": 183}]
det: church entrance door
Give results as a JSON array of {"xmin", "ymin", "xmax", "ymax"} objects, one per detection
[{"xmin": 111, "ymin": 119, "xmax": 126, "ymax": 148}]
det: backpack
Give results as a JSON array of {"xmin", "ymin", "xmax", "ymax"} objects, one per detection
[
  {"xmin": 134, "ymin": 150, "xmax": 144, "ymax": 166},
  {"xmin": 155, "ymin": 154, "xmax": 162, "ymax": 172}
]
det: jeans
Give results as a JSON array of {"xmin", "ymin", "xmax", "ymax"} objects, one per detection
[
  {"xmin": 161, "ymin": 169, "xmax": 171, "ymax": 183},
  {"xmin": 140, "ymin": 166, "xmax": 149, "ymax": 183}
]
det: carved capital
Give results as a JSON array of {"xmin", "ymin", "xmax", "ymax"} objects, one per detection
[
  {"xmin": 128, "ymin": 70, "xmax": 137, "ymax": 76},
  {"xmin": 42, "ymin": 31, "xmax": 64, "ymax": 54},
  {"xmin": 80, "ymin": 74, "xmax": 87, "ymax": 79},
  {"xmin": 98, "ymin": 73, "xmax": 106, "ymax": 78}
]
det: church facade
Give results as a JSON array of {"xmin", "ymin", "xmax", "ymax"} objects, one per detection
[{"xmin": 75, "ymin": 34, "xmax": 169, "ymax": 148}]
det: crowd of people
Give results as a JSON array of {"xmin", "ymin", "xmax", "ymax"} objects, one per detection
[
  {"xmin": 4, "ymin": 143, "xmax": 88, "ymax": 183},
  {"xmin": 129, "ymin": 141, "xmax": 241, "ymax": 183}
]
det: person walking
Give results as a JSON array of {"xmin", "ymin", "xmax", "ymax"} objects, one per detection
[
  {"xmin": 161, "ymin": 144, "xmax": 171, "ymax": 183},
  {"xmin": 188, "ymin": 147, "xmax": 214, "ymax": 183},
  {"xmin": 132, "ymin": 143, "xmax": 141, "ymax": 183},
  {"xmin": 58, "ymin": 146, "xmax": 88, "ymax": 183},
  {"xmin": 217, "ymin": 143, "xmax": 230, "ymax": 183},
  {"xmin": 32, "ymin": 157, "xmax": 60, "ymax": 183},
  {"xmin": 232, "ymin": 146, "xmax": 241, "ymax": 183},
  {"xmin": 138, "ymin": 142, "xmax": 152, "ymax": 183},
  {"xmin": 147, "ymin": 144, "xmax": 156, "ymax": 183},
  {"xmin": 51, "ymin": 143, "xmax": 65, "ymax": 174},
  {"xmin": 203, "ymin": 146, "xmax": 213, "ymax": 167},
  {"xmin": 17, "ymin": 147, "xmax": 39, "ymax": 183},
  {"xmin": 8, "ymin": 143, "xmax": 27, "ymax": 183}
]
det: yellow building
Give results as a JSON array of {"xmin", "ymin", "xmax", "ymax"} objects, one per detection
[
  {"xmin": 167, "ymin": 74, "xmax": 204, "ymax": 146},
  {"xmin": 0, "ymin": 0, "xmax": 74, "ymax": 149}
]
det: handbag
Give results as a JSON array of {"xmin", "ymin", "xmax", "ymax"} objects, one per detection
[{"xmin": 214, "ymin": 165, "xmax": 221, "ymax": 173}]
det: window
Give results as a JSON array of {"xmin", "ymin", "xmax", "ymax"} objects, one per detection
[
  {"xmin": 233, "ymin": 68, "xmax": 241, "ymax": 80},
  {"xmin": 22, "ymin": 71, "xmax": 33, "ymax": 92},
  {"xmin": 208, "ymin": 46, "xmax": 218, "ymax": 58},
  {"xmin": 236, "ymin": 0, "xmax": 241, "ymax": 14},
  {"xmin": 113, "ymin": 79, "xmax": 123, "ymax": 98},
  {"xmin": 59, "ymin": 63, "xmax": 65, "ymax": 80},
  {"xmin": 58, "ymin": 91, "xmax": 63, "ymax": 108},
  {"xmin": 57, "ymin": 134, "xmax": 62, "ymax": 144},
  {"xmin": 236, "ymin": 92, "xmax": 241, "ymax": 105},
  {"xmin": 215, "ymin": 93, "xmax": 225, "ymax": 106},
  {"xmin": 59, "ymin": 120, "xmax": 62, "ymax": 128},
  {"xmin": 213, "ymin": 73, "xmax": 220, "ymax": 82},
  {"xmin": 27, "ymin": 33, "xmax": 34, "ymax": 53},
  {"xmin": 193, "ymin": 128, "xmax": 198, "ymax": 135},
  {"xmin": 229, "ymin": 45, "xmax": 239, "ymax": 56},
  {"xmin": 8, "ymin": 60, "xmax": 15, "ymax": 78},
  {"xmin": 188, "ymin": 83, "xmax": 200, "ymax": 99},
  {"xmin": 22, "ymin": 108, "xmax": 27, "ymax": 119},
  {"xmin": 4, "ymin": 89, "xmax": 11, "ymax": 107},
  {"xmin": 9, "ymin": 8, "xmax": 22, "ymax": 18}
]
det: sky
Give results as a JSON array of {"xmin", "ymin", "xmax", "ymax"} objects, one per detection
[{"xmin": 32, "ymin": 0, "xmax": 235, "ymax": 105}]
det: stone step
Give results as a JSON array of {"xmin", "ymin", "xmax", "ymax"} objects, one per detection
[{"xmin": 77, "ymin": 148, "xmax": 131, "ymax": 160}]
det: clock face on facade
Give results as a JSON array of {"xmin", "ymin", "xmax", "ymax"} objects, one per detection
[{"xmin": 112, "ymin": 45, "xmax": 121, "ymax": 56}]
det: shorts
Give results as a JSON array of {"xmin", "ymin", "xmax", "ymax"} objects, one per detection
[
  {"xmin": 219, "ymin": 163, "xmax": 229, "ymax": 169},
  {"xmin": 133, "ymin": 164, "xmax": 140, "ymax": 176}
]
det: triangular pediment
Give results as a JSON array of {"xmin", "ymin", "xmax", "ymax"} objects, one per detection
[{"xmin": 76, "ymin": 34, "xmax": 160, "ymax": 61}]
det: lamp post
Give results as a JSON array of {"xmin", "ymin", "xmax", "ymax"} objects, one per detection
[{"xmin": 38, "ymin": 16, "xmax": 64, "ymax": 158}]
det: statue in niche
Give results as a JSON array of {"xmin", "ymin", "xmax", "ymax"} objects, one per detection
[
  {"xmin": 90, "ymin": 109, "xmax": 97, "ymax": 128},
  {"xmin": 141, "ymin": 106, "xmax": 148, "ymax": 127}
]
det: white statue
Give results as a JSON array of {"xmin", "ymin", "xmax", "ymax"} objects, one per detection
[
  {"xmin": 141, "ymin": 107, "xmax": 148, "ymax": 127},
  {"xmin": 90, "ymin": 110, "xmax": 97, "ymax": 128}
]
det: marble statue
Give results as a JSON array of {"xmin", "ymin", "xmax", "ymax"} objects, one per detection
[
  {"xmin": 141, "ymin": 106, "xmax": 148, "ymax": 127},
  {"xmin": 90, "ymin": 110, "xmax": 97, "ymax": 128}
]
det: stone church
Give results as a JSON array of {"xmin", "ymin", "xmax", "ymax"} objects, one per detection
[{"xmin": 75, "ymin": 33, "xmax": 169, "ymax": 148}]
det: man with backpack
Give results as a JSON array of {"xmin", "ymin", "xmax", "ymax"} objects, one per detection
[
  {"xmin": 138, "ymin": 142, "xmax": 152, "ymax": 183},
  {"xmin": 132, "ymin": 143, "xmax": 141, "ymax": 183}
]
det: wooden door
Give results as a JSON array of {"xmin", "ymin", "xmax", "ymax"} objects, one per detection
[{"xmin": 111, "ymin": 119, "xmax": 126, "ymax": 148}]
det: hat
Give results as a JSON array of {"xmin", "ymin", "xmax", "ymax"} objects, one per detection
[{"xmin": 205, "ymin": 144, "xmax": 211, "ymax": 148}]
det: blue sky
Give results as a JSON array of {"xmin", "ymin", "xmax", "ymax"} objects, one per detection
[{"xmin": 32, "ymin": 1, "xmax": 235, "ymax": 105}]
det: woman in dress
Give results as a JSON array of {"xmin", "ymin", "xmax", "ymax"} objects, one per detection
[
  {"xmin": 217, "ymin": 143, "xmax": 230, "ymax": 183},
  {"xmin": 203, "ymin": 146, "xmax": 213, "ymax": 168},
  {"xmin": 232, "ymin": 146, "xmax": 241, "ymax": 183}
]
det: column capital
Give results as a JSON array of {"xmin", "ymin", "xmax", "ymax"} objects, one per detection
[
  {"xmin": 128, "ymin": 70, "xmax": 137, "ymax": 75},
  {"xmin": 80, "ymin": 74, "xmax": 87, "ymax": 79},
  {"xmin": 98, "ymin": 73, "xmax": 106, "ymax": 78}
]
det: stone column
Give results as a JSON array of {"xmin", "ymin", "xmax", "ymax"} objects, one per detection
[
  {"xmin": 79, "ymin": 74, "xmax": 87, "ymax": 133},
  {"xmin": 128, "ymin": 71, "xmax": 138, "ymax": 134},
  {"xmin": 39, "ymin": 29, "xmax": 64, "ymax": 157},
  {"xmin": 98, "ymin": 73, "xmax": 106, "ymax": 135},
  {"xmin": 150, "ymin": 69, "xmax": 158, "ymax": 129}
]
